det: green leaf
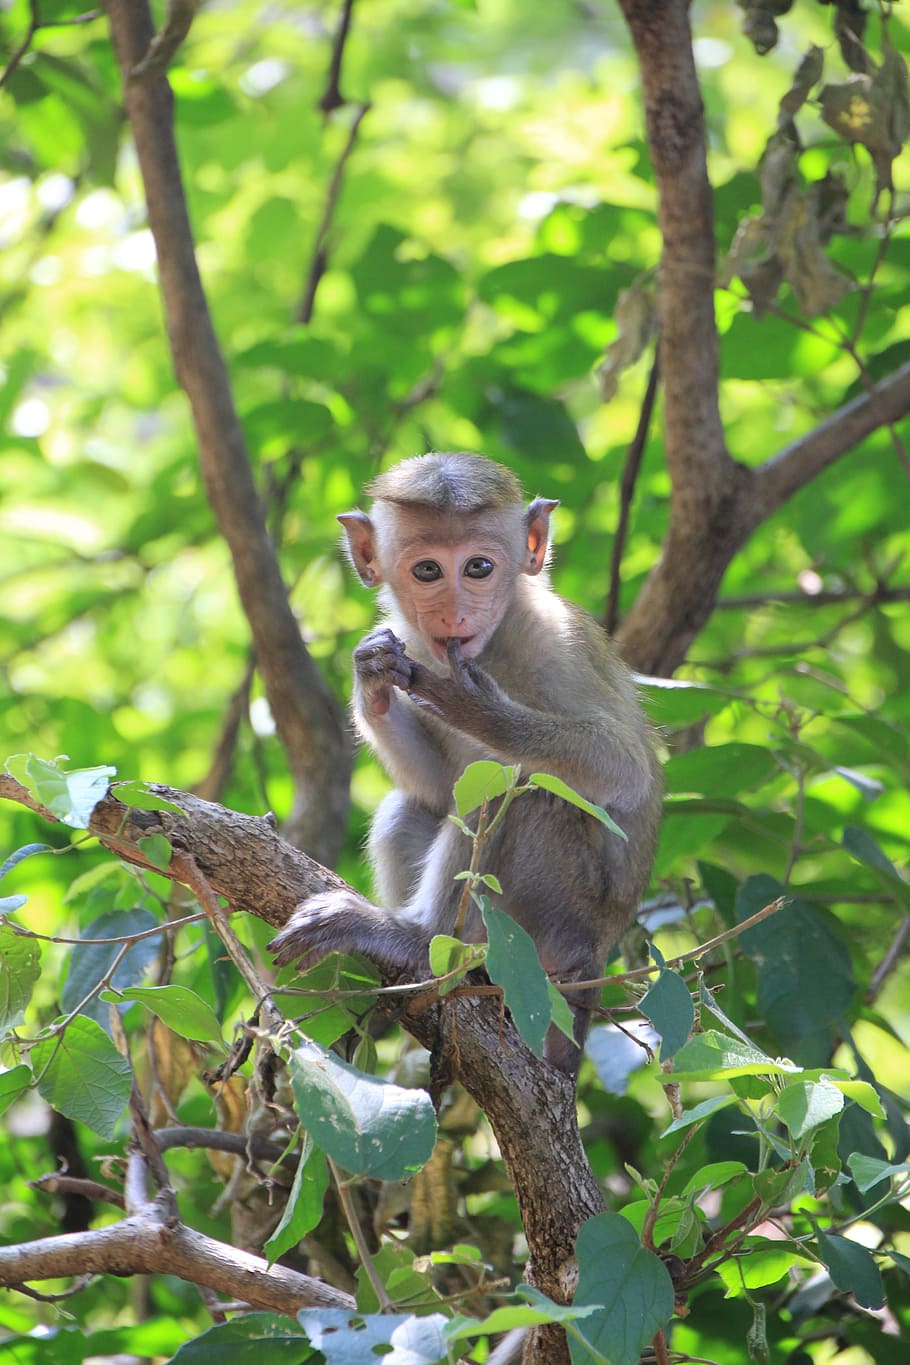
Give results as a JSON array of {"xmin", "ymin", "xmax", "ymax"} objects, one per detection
[
  {"xmin": 816, "ymin": 1230, "xmax": 885, "ymax": 1310},
  {"xmin": 664, "ymin": 742, "xmax": 779, "ymax": 799},
  {"xmin": 528, "ymin": 772, "xmax": 627, "ymax": 838},
  {"xmin": 0, "ymin": 1063, "xmax": 32, "ymax": 1118},
  {"xmin": 0, "ymin": 843, "xmax": 51, "ymax": 882},
  {"xmin": 848, "ymin": 1152, "xmax": 910, "ymax": 1193},
  {"xmin": 716, "ymin": 1243, "xmax": 815, "ymax": 1295},
  {"xmin": 103, "ymin": 985, "xmax": 224, "ymax": 1045},
  {"xmin": 4, "ymin": 754, "xmax": 116, "ymax": 829},
  {"xmin": 547, "ymin": 981, "xmax": 577, "ymax": 1043},
  {"xmin": 112, "ymin": 782, "xmax": 185, "ymax": 815},
  {"xmin": 448, "ymin": 1294, "xmax": 599, "ymax": 1342},
  {"xmin": 776, "ymin": 1077, "xmax": 844, "ymax": 1139},
  {"xmin": 61, "ymin": 909, "xmax": 160, "ymax": 1033},
  {"xmin": 843, "ymin": 825, "xmax": 907, "ymax": 887},
  {"xmin": 681, "ymin": 1161, "xmax": 748, "ymax": 1197},
  {"xmin": 287, "ymin": 1038, "xmax": 436, "ymax": 1181},
  {"xmin": 428, "ymin": 934, "xmax": 486, "ymax": 992},
  {"xmin": 736, "ymin": 876, "xmax": 855, "ymax": 1042},
  {"xmin": 33, "ymin": 1016, "xmax": 132, "ymax": 1139},
  {"xmin": 834, "ymin": 1080, "xmax": 885, "ymax": 1119},
  {"xmin": 660, "ymin": 1093, "xmax": 739, "ymax": 1137},
  {"xmin": 640, "ymin": 957, "xmax": 693, "ymax": 1060},
  {"xmin": 638, "ymin": 678, "xmax": 735, "ymax": 727},
  {"xmin": 298, "ymin": 1309, "xmax": 449, "ymax": 1365},
  {"xmin": 481, "ymin": 900, "xmax": 551, "ymax": 1058},
  {"xmin": 265, "ymin": 1138, "xmax": 328, "ymax": 1265},
  {"xmin": 0, "ymin": 921, "xmax": 41, "ymax": 1031},
  {"xmin": 668, "ymin": 1030, "xmax": 800, "ymax": 1082},
  {"xmin": 168, "ymin": 1313, "xmax": 316, "ymax": 1362},
  {"xmin": 572, "ymin": 1212, "xmax": 674, "ymax": 1365},
  {"xmin": 452, "ymin": 760, "xmax": 516, "ymax": 817}
]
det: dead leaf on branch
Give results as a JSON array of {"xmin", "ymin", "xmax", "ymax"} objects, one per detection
[{"xmin": 820, "ymin": 38, "xmax": 910, "ymax": 210}]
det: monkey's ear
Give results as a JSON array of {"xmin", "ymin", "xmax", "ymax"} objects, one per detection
[
  {"xmin": 524, "ymin": 498, "xmax": 559, "ymax": 575},
  {"xmin": 337, "ymin": 511, "xmax": 381, "ymax": 587}
]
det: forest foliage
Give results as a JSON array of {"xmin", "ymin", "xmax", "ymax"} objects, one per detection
[{"xmin": 0, "ymin": 1, "xmax": 909, "ymax": 1363}]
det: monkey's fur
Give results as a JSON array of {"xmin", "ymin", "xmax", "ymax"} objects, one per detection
[{"xmin": 270, "ymin": 452, "xmax": 662, "ymax": 1073}]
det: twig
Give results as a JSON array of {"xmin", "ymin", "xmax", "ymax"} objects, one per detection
[
  {"xmin": 194, "ymin": 653, "xmax": 256, "ymax": 802},
  {"xmin": 320, "ymin": 0, "xmax": 357, "ymax": 113},
  {"xmin": 170, "ymin": 850, "xmax": 283, "ymax": 1029},
  {"xmin": 715, "ymin": 584, "xmax": 910, "ymax": 610},
  {"xmin": 866, "ymin": 917, "xmax": 910, "ymax": 1005},
  {"xmin": 605, "ymin": 348, "xmax": 660, "ymax": 634},
  {"xmin": 328, "ymin": 1157, "xmax": 392, "ymax": 1310},
  {"xmin": 0, "ymin": 3, "xmax": 101, "ymax": 89},
  {"xmin": 568, "ymin": 897, "xmax": 787, "ymax": 992},
  {"xmin": 7, "ymin": 911, "xmax": 204, "ymax": 946},
  {"xmin": 0, "ymin": 0, "xmax": 38, "ymax": 89},
  {"xmin": 296, "ymin": 100, "xmax": 371, "ymax": 324},
  {"xmin": 31, "ymin": 1174, "xmax": 125, "ymax": 1210},
  {"xmin": 129, "ymin": 0, "xmax": 198, "ymax": 82}
]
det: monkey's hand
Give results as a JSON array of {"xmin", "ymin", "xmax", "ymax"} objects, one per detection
[
  {"xmin": 353, "ymin": 627, "xmax": 416, "ymax": 718},
  {"xmin": 406, "ymin": 638, "xmax": 509, "ymax": 738},
  {"xmin": 268, "ymin": 890, "xmax": 428, "ymax": 979}
]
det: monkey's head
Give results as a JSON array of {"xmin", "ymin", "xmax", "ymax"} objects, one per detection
[{"xmin": 338, "ymin": 453, "xmax": 558, "ymax": 663}]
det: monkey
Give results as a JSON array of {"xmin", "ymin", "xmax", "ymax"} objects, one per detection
[{"xmin": 269, "ymin": 451, "xmax": 662, "ymax": 1074}]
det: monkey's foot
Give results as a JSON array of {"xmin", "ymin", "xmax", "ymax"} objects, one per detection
[{"xmin": 268, "ymin": 890, "xmax": 427, "ymax": 980}]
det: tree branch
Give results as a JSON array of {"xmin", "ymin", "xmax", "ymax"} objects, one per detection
[
  {"xmin": 611, "ymin": 3, "xmax": 910, "ymax": 679},
  {"xmin": 102, "ymin": 0, "xmax": 352, "ymax": 865},
  {"xmin": 753, "ymin": 360, "xmax": 910, "ymax": 517},
  {"xmin": 616, "ymin": 0, "xmax": 733, "ymax": 510},
  {"xmin": 605, "ymin": 349, "xmax": 659, "ymax": 634},
  {"xmin": 0, "ymin": 1163, "xmax": 353, "ymax": 1315}
]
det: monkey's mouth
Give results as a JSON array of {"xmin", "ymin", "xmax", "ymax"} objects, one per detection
[{"xmin": 432, "ymin": 635, "xmax": 475, "ymax": 660}]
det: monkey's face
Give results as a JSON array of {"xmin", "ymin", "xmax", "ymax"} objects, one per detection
[{"xmin": 382, "ymin": 510, "xmax": 524, "ymax": 664}]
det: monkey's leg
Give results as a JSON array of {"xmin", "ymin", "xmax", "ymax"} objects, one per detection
[{"xmin": 368, "ymin": 792, "xmax": 443, "ymax": 906}]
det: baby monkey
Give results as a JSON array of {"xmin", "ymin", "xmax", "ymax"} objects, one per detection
[{"xmin": 270, "ymin": 452, "xmax": 662, "ymax": 1073}]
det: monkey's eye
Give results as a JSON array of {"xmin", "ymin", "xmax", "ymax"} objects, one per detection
[
  {"xmin": 464, "ymin": 557, "xmax": 494, "ymax": 579},
  {"xmin": 411, "ymin": 560, "xmax": 443, "ymax": 583}
]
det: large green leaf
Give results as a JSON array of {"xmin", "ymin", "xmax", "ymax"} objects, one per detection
[
  {"xmin": 572, "ymin": 1213, "xmax": 674, "ymax": 1365},
  {"xmin": 168, "ymin": 1313, "xmax": 316, "ymax": 1362},
  {"xmin": 5, "ymin": 755, "xmax": 115, "ymax": 829},
  {"xmin": 668, "ymin": 1030, "xmax": 800, "ymax": 1082},
  {"xmin": 33, "ymin": 1016, "xmax": 132, "ymax": 1140},
  {"xmin": 0, "ymin": 921, "xmax": 41, "ymax": 1031},
  {"xmin": 265, "ymin": 1138, "xmax": 328, "ymax": 1266},
  {"xmin": 481, "ymin": 900, "xmax": 552, "ymax": 1059},
  {"xmin": 61, "ymin": 909, "xmax": 160, "ymax": 1032},
  {"xmin": 103, "ymin": 985, "xmax": 224, "ymax": 1046},
  {"xmin": 640, "ymin": 947, "xmax": 693, "ymax": 1061},
  {"xmin": 287, "ymin": 1039, "xmax": 436, "ymax": 1181},
  {"xmin": 816, "ymin": 1231, "xmax": 885, "ymax": 1310},
  {"xmin": 776, "ymin": 1077, "xmax": 844, "ymax": 1139},
  {"xmin": 736, "ymin": 876, "xmax": 855, "ymax": 1044}
]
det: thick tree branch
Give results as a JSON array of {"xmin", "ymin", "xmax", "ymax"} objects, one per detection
[
  {"xmin": 1, "ymin": 1155, "xmax": 352, "ymax": 1315},
  {"xmin": 616, "ymin": 0, "xmax": 732, "ymax": 512},
  {"xmin": 102, "ymin": 0, "xmax": 352, "ymax": 865},
  {"xmin": 611, "ymin": 1, "xmax": 910, "ymax": 677},
  {"xmin": 753, "ymin": 360, "xmax": 910, "ymax": 516}
]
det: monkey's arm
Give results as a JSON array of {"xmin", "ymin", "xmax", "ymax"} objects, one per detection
[
  {"xmin": 352, "ymin": 627, "xmax": 463, "ymax": 809},
  {"xmin": 406, "ymin": 641, "xmax": 654, "ymax": 811}
]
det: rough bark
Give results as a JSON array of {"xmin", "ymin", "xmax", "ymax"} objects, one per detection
[
  {"xmin": 102, "ymin": 0, "xmax": 352, "ymax": 864},
  {"xmin": 0, "ymin": 1162, "xmax": 353, "ymax": 1314}
]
